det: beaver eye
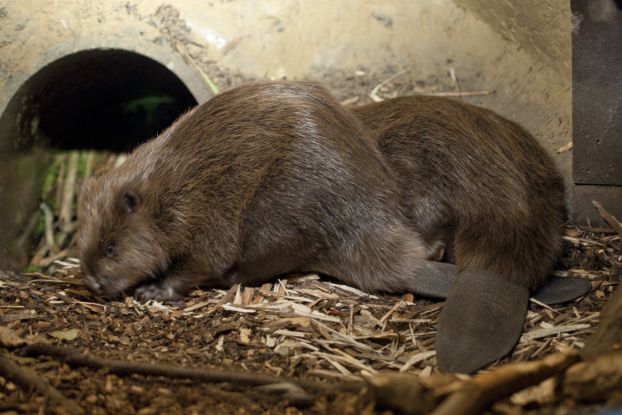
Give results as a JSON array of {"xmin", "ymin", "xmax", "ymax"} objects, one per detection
[{"xmin": 104, "ymin": 244, "xmax": 116, "ymax": 258}]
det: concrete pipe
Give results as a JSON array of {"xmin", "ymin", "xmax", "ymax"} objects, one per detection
[
  {"xmin": 0, "ymin": 5, "xmax": 211, "ymax": 270},
  {"xmin": 1, "ymin": 0, "xmax": 579, "ymax": 270}
]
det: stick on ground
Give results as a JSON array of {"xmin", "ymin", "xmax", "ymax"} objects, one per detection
[
  {"xmin": 431, "ymin": 351, "xmax": 580, "ymax": 415},
  {"xmin": 0, "ymin": 354, "xmax": 82, "ymax": 414},
  {"xmin": 21, "ymin": 343, "xmax": 341, "ymax": 404},
  {"xmin": 592, "ymin": 200, "xmax": 622, "ymax": 236},
  {"xmin": 59, "ymin": 151, "xmax": 79, "ymax": 233}
]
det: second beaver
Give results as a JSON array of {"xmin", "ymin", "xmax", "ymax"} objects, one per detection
[{"xmin": 352, "ymin": 96, "xmax": 566, "ymax": 372}]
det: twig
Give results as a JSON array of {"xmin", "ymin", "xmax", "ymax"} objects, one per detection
[
  {"xmin": 592, "ymin": 200, "xmax": 622, "ymax": 236},
  {"xmin": 176, "ymin": 44, "xmax": 221, "ymax": 95},
  {"xmin": 26, "ymin": 277, "xmax": 84, "ymax": 286},
  {"xmin": 562, "ymin": 352, "xmax": 622, "ymax": 402},
  {"xmin": 54, "ymin": 154, "xmax": 67, "ymax": 214},
  {"xmin": 431, "ymin": 351, "xmax": 580, "ymax": 415},
  {"xmin": 370, "ymin": 69, "xmax": 411, "ymax": 102},
  {"xmin": 29, "ymin": 240, "xmax": 48, "ymax": 268},
  {"xmin": 0, "ymin": 354, "xmax": 82, "ymax": 414},
  {"xmin": 424, "ymin": 90, "xmax": 493, "ymax": 97},
  {"xmin": 59, "ymin": 151, "xmax": 79, "ymax": 233},
  {"xmin": 38, "ymin": 249, "xmax": 70, "ymax": 269},
  {"xmin": 40, "ymin": 203, "xmax": 57, "ymax": 253},
  {"xmin": 82, "ymin": 151, "xmax": 96, "ymax": 181},
  {"xmin": 556, "ymin": 142, "xmax": 573, "ymax": 154},
  {"xmin": 340, "ymin": 96, "xmax": 359, "ymax": 106},
  {"xmin": 576, "ymin": 225, "xmax": 616, "ymax": 234},
  {"xmin": 449, "ymin": 67, "xmax": 461, "ymax": 97},
  {"xmin": 379, "ymin": 301, "xmax": 403, "ymax": 326},
  {"xmin": 520, "ymin": 324, "xmax": 591, "ymax": 342},
  {"xmin": 582, "ymin": 285, "xmax": 622, "ymax": 358},
  {"xmin": 16, "ymin": 209, "xmax": 42, "ymax": 254},
  {"xmin": 562, "ymin": 235, "xmax": 607, "ymax": 247},
  {"xmin": 21, "ymin": 343, "xmax": 338, "ymax": 396}
]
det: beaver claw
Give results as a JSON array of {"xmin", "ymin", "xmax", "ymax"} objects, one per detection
[{"xmin": 133, "ymin": 281, "xmax": 183, "ymax": 301}]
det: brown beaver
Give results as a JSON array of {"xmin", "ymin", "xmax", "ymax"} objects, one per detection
[
  {"xmin": 353, "ymin": 97, "xmax": 566, "ymax": 290},
  {"xmin": 78, "ymin": 81, "xmax": 452, "ymax": 300},
  {"xmin": 351, "ymin": 97, "xmax": 568, "ymax": 372},
  {"xmin": 78, "ymin": 81, "xmax": 585, "ymax": 373}
]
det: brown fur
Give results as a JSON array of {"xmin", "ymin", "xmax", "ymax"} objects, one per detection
[
  {"xmin": 78, "ymin": 81, "xmax": 564, "ymax": 300},
  {"xmin": 78, "ymin": 81, "xmax": 437, "ymax": 299},
  {"xmin": 352, "ymin": 96, "xmax": 565, "ymax": 290}
]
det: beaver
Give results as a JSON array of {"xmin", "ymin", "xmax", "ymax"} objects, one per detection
[
  {"xmin": 78, "ymin": 81, "xmax": 454, "ymax": 301},
  {"xmin": 78, "ymin": 81, "xmax": 586, "ymax": 373},
  {"xmin": 351, "ymin": 97, "xmax": 569, "ymax": 372}
]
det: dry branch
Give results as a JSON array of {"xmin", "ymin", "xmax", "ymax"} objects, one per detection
[
  {"xmin": 369, "ymin": 69, "xmax": 411, "ymax": 102},
  {"xmin": 59, "ymin": 151, "xmax": 79, "ymax": 232},
  {"xmin": 38, "ymin": 249, "xmax": 71, "ymax": 269},
  {"xmin": 582, "ymin": 285, "xmax": 622, "ymax": 358},
  {"xmin": 424, "ymin": 90, "xmax": 493, "ymax": 97},
  {"xmin": 0, "ymin": 353, "xmax": 82, "ymax": 414},
  {"xmin": 40, "ymin": 203, "xmax": 57, "ymax": 253},
  {"xmin": 430, "ymin": 351, "xmax": 580, "ymax": 415},
  {"xmin": 365, "ymin": 372, "xmax": 456, "ymax": 414},
  {"xmin": 561, "ymin": 352, "xmax": 622, "ymax": 403},
  {"xmin": 53, "ymin": 153, "xmax": 67, "ymax": 215},
  {"xmin": 21, "ymin": 343, "xmax": 342, "ymax": 404},
  {"xmin": 82, "ymin": 151, "xmax": 95, "ymax": 182},
  {"xmin": 592, "ymin": 200, "xmax": 622, "ymax": 236}
]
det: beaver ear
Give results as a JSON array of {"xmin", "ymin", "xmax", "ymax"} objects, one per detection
[{"xmin": 120, "ymin": 191, "xmax": 140, "ymax": 214}]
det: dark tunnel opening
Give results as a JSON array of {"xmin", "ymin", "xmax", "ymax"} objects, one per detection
[
  {"xmin": 0, "ymin": 48, "xmax": 200, "ymax": 270},
  {"xmin": 0, "ymin": 48, "xmax": 199, "ymax": 153}
]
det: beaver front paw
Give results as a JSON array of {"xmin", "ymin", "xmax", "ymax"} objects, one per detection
[{"xmin": 133, "ymin": 281, "xmax": 183, "ymax": 301}]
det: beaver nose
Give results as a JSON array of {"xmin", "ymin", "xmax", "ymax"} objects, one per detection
[{"xmin": 83, "ymin": 274, "xmax": 102, "ymax": 294}]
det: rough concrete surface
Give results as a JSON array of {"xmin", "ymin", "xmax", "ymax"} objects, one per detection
[
  {"xmin": 457, "ymin": 0, "xmax": 571, "ymax": 75},
  {"xmin": 0, "ymin": 0, "xmax": 572, "ymax": 269}
]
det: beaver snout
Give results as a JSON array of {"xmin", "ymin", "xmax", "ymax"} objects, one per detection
[
  {"xmin": 83, "ymin": 273, "xmax": 104, "ymax": 295},
  {"xmin": 79, "ymin": 261, "xmax": 102, "ymax": 294}
]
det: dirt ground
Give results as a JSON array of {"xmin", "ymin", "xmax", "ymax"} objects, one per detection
[{"xmin": 0, "ymin": 222, "xmax": 620, "ymax": 414}]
